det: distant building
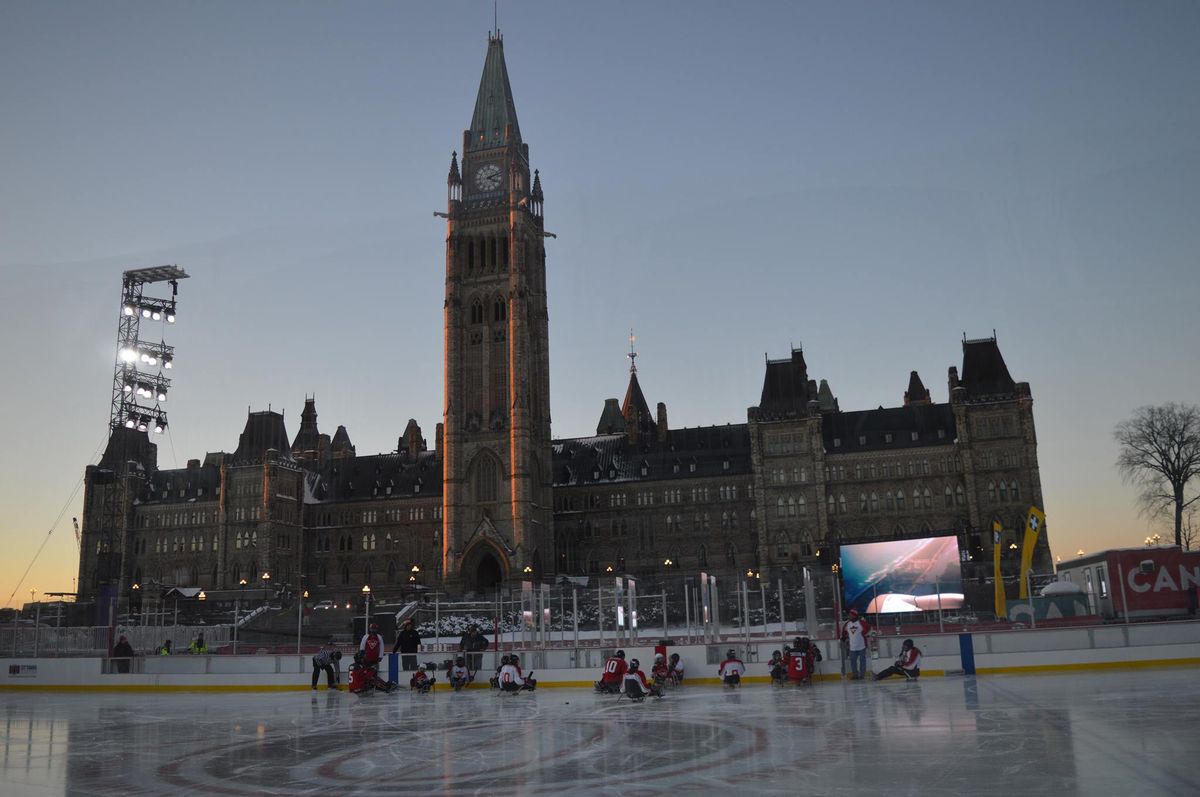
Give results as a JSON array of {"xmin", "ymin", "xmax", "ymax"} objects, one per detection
[{"xmin": 76, "ymin": 34, "xmax": 1050, "ymax": 604}]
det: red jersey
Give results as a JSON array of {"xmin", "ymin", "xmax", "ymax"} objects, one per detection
[
  {"xmin": 786, "ymin": 651, "xmax": 812, "ymax": 681},
  {"xmin": 652, "ymin": 661, "xmax": 670, "ymax": 681},
  {"xmin": 359, "ymin": 632, "xmax": 384, "ymax": 665},
  {"xmin": 600, "ymin": 656, "xmax": 628, "ymax": 684},
  {"xmin": 348, "ymin": 665, "xmax": 372, "ymax": 692}
]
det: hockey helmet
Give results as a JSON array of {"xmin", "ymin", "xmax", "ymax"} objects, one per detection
[
  {"xmin": 418, "ymin": 663, "xmax": 427, "ymax": 671},
  {"xmin": 849, "ymin": 608, "xmax": 859, "ymax": 618},
  {"xmin": 455, "ymin": 656, "xmax": 465, "ymax": 666},
  {"xmin": 669, "ymin": 652, "xmax": 679, "ymax": 662},
  {"xmin": 369, "ymin": 622, "xmax": 380, "ymax": 632},
  {"xmin": 332, "ymin": 651, "xmax": 343, "ymax": 661},
  {"xmin": 726, "ymin": 649, "xmax": 736, "ymax": 658},
  {"xmin": 772, "ymin": 650, "xmax": 781, "ymax": 658},
  {"xmin": 500, "ymin": 655, "xmax": 511, "ymax": 665},
  {"xmin": 615, "ymin": 650, "xmax": 625, "ymax": 659},
  {"xmin": 654, "ymin": 653, "xmax": 665, "ymax": 662},
  {"xmin": 902, "ymin": 638, "xmax": 914, "ymax": 650},
  {"xmin": 629, "ymin": 659, "xmax": 640, "ymax": 671}
]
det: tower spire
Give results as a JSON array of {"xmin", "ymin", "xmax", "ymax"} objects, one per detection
[
  {"xmin": 627, "ymin": 329, "xmax": 638, "ymax": 374},
  {"xmin": 468, "ymin": 33, "xmax": 521, "ymax": 150}
]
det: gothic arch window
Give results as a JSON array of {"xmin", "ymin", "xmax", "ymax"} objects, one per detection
[
  {"xmin": 1011, "ymin": 481, "xmax": 1020, "ymax": 502},
  {"xmin": 870, "ymin": 492, "xmax": 879, "ymax": 512},
  {"xmin": 998, "ymin": 481, "xmax": 1008, "ymax": 502},
  {"xmin": 341, "ymin": 565, "xmax": 350, "ymax": 585},
  {"xmin": 944, "ymin": 487, "xmax": 954, "ymax": 508},
  {"xmin": 493, "ymin": 296, "xmax": 507, "ymax": 323},
  {"xmin": 987, "ymin": 482, "xmax": 997, "ymax": 502},
  {"xmin": 470, "ymin": 297, "xmax": 484, "ymax": 325},
  {"xmin": 912, "ymin": 489, "xmax": 921, "ymax": 508},
  {"xmin": 697, "ymin": 544, "xmax": 708, "ymax": 568},
  {"xmin": 776, "ymin": 498, "xmax": 785, "ymax": 518},
  {"xmin": 838, "ymin": 495, "xmax": 847, "ymax": 515},
  {"xmin": 922, "ymin": 488, "xmax": 932, "ymax": 509},
  {"xmin": 798, "ymin": 496, "xmax": 807, "ymax": 516},
  {"xmin": 725, "ymin": 542, "xmax": 737, "ymax": 565},
  {"xmin": 317, "ymin": 566, "xmax": 327, "ymax": 586},
  {"xmin": 859, "ymin": 493, "xmax": 868, "ymax": 512},
  {"xmin": 787, "ymin": 497, "xmax": 797, "ymax": 517},
  {"xmin": 956, "ymin": 485, "xmax": 965, "ymax": 506},
  {"xmin": 896, "ymin": 490, "xmax": 905, "ymax": 511},
  {"xmin": 893, "ymin": 523, "xmax": 905, "ymax": 539},
  {"xmin": 472, "ymin": 451, "xmax": 500, "ymax": 503}
]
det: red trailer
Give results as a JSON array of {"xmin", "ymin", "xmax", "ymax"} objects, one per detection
[{"xmin": 1056, "ymin": 546, "xmax": 1200, "ymax": 620}]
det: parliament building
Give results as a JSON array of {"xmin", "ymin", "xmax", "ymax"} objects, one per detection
[{"xmin": 77, "ymin": 34, "xmax": 1051, "ymax": 606}]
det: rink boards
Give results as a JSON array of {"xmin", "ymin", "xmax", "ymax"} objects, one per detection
[{"xmin": 4, "ymin": 620, "xmax": 1199, "ymax": 691}]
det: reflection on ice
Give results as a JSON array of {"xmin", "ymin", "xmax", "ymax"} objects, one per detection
[{"xmin": 0, "ymin": 668, "xmax": 1197, "ymax": 796}]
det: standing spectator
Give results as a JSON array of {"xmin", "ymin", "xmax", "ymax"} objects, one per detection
[
  {"xmin": 392, "ymin": 618, "xmax": 421, "ymax": 671},
  {"xmin": 459, "ymin": 624, "xmax": 489, "ymax": 673},
  {"xmin": 112, "ymin": 635, "xmax": 135, "ymax": 674},
  {"xmin": 360, "ymin": 622, "xmax": 385, "ymax": 668},
  {"xmin": 188, "ymin": 633, "xmax": 208, "ymax": 654},
  {"xmin": 841, "ymin": 609, "xmax": 871, "ymax": 680},
  {"xmin": 311, "ymin": 647, "xmax": 342, "ymax": 690}
]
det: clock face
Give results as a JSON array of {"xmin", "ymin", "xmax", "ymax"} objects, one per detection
[{"xmin": 474, "ymin": 163, "xmax": 502, "ymax": 192}]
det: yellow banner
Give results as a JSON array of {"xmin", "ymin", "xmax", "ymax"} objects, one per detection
[
  {"xmin": 993, "ymin": 520, "xmax": 1006, "ymax": 619},
  {"xmin": 1018, "ymin": 506, "xmax": 1045, "ymax": 599}
]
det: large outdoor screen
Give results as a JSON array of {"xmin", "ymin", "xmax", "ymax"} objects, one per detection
[{"xmin": 840, "ymin": 536, "xmax": 964, "ymax": 615}]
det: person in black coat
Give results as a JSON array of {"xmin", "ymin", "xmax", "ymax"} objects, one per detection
[
  {"xmin": 112, "ymin": 635, "xmax": 135, "ymax": 674},
  {"xmin": 392, "ymin": 618, "xmax": 421, "ymax": 671},
  {"xmin": 459, "ymin": 624, "xmax": 489, "ymax": 673}
]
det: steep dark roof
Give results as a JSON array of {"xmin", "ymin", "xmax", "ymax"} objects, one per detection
[
  {"xmin": 467, "ymin": 34, "xmax": 521, "ymax": 151},
  {"xmin": 621, "ymin": 372, "xmax": 656, "ymax": 439},
  {"xmin": 821, "ymin": 404, "xmax": 956, "ymax": 453},
  {"xmin": 961, "ymin": 338, "xmax": 1016, "ymax": 398},
  {"xmin": 308, "ymin": 451, "xmax": 442, "ymax": 503},
  {"xmin": 139, "ymin": 462, "xmax": 221, "ymax": 505},
  {"xmin": 98, "ymin": 427, "xmax": 159, "ymax": 470},
  {"xmin": 758, "ymin": 349, "xmax": 814, "ymax": 418},
  {"xmin": 904, "ymin": 371, "xmax": 931, "ymax": 406},
  {"xmin": 292, "ymin": 398, "xmax": 321, "ymax": 453},
  {"xmin": 232, "ymin": 411, "xmax": 292, "ymax": 464},
  {"xmin": 552, "ymin": 424, "xmax": 752, "ymax": 487},
  {"xmin": 330, "ymin": 425, "xmax": 354, "ymax": 455}
]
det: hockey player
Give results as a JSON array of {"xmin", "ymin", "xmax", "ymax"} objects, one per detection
[
  {"xmin": 490, "ymin": 655, "xmax": 509, "ymax": 689},
  {"xmin": 875, "ymin": 639, "xmax": 922, "ymax": 681},
  {"xmin": 787, "ymin": 636, "xmax": 822, "ymax": 684},
  {"xmin": 667, "ymin": 652, "xmax": 685, "ymax": 686},
  {"xmin": 622, "ymin": 658, "xmax": 663, "ymax": 700},
  {"xmin": 409, "ymin": 663, "xmax": 436, "ymax": 693},
  {"xmin": 768, "ymin": 650, "xmax": 786, "ymax": 684},
  {"xmin": 359, "ymin": 622, "xmax": 385, "ymax": 669},
  {"xmin": 348, "ymin": 651, "xmax": 397, "ymax": 694},
  {"xmin": 594, "ymin": 649, "xmax": 627, "ymax": 694},
  {"xmin": 651, "ymin": 653, "xmax": 670, "ymax": 686},
  {"xmin": 448, "ymin": 657, "xmax": 471, "ymax": 691},
  {"xmin": 498, "ymin": 656, "xmax": 536, "ymax": 693},
  {"xmin": 718, "ymin": 649, "xmax": 745, "ymax": 687}
]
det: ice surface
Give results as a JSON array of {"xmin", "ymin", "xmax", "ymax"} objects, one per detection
[{"xmin": 2, "ymin": 669, "xmax": 1198, "ymax": 796}]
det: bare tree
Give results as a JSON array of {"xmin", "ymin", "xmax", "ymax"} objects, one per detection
[
  {"xmin": 1115, "ymin": 403, "xmax": 1200, "ymax": 548},
  {"xmin": 1182, "ymin": 505, "xmax": 1198, "ymax": 552}
]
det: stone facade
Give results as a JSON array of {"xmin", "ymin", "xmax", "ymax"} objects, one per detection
[{"xmin": 76, "ymin": 36, "xmax": 1050, "ymax": 606}]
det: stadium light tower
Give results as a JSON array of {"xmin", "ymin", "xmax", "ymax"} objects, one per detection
[
  {"xmin": 86, "ymin": 265, "xmax": 188, "ymax": 621},
  {"xmin": 110, "ymin": 265, "xmax": 188, "ymax": 437}
]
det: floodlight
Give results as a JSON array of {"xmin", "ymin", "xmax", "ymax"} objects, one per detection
[
  {"xmin": 124, "ymin": 417, "xmax": 136, "ymax": 429},
  {"xmin": 166, "ymin": 308, "xmax": 176, "ymax": 323},
  {"xmin": 151, "ymin": 309, "xmax": 161, "ymax": 321},
  {"xmin": 123, "ymin": 305, "xmax": 135, "ymax": 317},
  {"xmin": 154, "ymin": 418, "xmax": 166, "ymax": 434},
  {"xmin": 123, "ymin": 383, "xmax": 133, "ymax": 394},
  {"xmin": 136, "ymin": 417, "xmax": 148, "ymax": 433},
  {"xmin": 119, "ymin": 348, "xmax": 138, "ymax": 363},
  {"xmin": 141, "ymin": 308, "xmax": 152, "ymax": 318},
  {"xmin": 162, "ymin": 356, "xmax": 173, "ymax": 369},
  {"xmin": 156, "ymin": 387, "xmax": 167, "ymax": 402}
]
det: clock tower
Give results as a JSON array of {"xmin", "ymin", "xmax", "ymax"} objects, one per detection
[{"xmin": 442, "ymin": 32, "xmax": 553, "ymax": 591}]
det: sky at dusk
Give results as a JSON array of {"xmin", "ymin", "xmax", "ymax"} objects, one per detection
[{"xmin": 2, "ymin": 1, "xmax": 1198, "ymax": 607}]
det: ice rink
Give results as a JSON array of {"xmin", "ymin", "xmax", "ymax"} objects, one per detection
[{"xmin": 2, "ymin": 668, "xmax": 1198, "ymax": 796}]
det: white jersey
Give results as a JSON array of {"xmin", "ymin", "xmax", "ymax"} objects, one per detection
[
  {"xmin": 450, "ymin": 665, "xmax": 469, "ymax": 681},
  {"xmin": 843, "ymin": 619, "xmax": 868, "ymax": 652},
  {"xmin": 498, "ymin": 663, "xmax": 524, "ymax": 686},
  {"xmin": 719, "ymin": 659, "xmax": 745, "ymax": 678}
]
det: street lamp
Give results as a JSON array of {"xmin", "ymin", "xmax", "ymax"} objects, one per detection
[
  {"xmin": 523, "ymin": 565, "xmax": 533, "ymax": 574},
  {"xmin": 197, "ymin": 590, "xmax": 206, "ymax": 601},
  {"xmin": 362, "ymin": 584, "xmax": 372, "ymax": 630},
  {"xmin": 1076, "ymin": 549, "xmax": 1085, "ymax": 557},
  {"xmin": 663, "ymin": 558, "xmax": 673, "ymax": 567},
  {"xmin": 605, "ymin": 565, "xmax": 614, "ymax": 573},
  {"xmin": 132, "ymin": 583, "xmax": 141, "ymax": 626},
  {"xmin": 234, "ymin": 578, "xmax": 247, "ymax": 655}
]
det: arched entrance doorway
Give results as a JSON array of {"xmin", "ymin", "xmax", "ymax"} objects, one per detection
[
  {"xmin": 461, "ymin": 541, "xmax": 508, "ymax": 593},
  {"xmin": 474, "ymin": 554, "xmax": 503, "ymax": 591}
]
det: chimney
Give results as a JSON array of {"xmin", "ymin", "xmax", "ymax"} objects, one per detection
[{"xmin": 656, "ymin": 402, "xmax": 669, "ymax": 443}]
